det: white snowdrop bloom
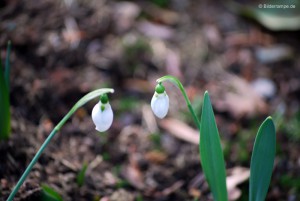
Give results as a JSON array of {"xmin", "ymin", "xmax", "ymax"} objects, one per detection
[
  {"xmin": 151, "ymin": 91, "xmax": 169, "ymax": 119},
  {"xmin": 92, "ymin": 102, "xmax": 113, "ymax": 132}
]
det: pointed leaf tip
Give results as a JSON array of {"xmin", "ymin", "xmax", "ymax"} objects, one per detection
[
  {"xmin": 203, "ymin": 91, "xmax": 210, "ymax": 102},
  {"xmin": 262, "ymin": 116, "xmax": 275, "ymax": 127},
  {"xmin": 200, "ymin": 89, "xmax": 228, "ymax": 201},
  {"xmin": 249, "ymin": 115, "xmax": 276, "ymax": 201}
]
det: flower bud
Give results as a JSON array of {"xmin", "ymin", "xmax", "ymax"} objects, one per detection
[
  {"xmin": 151, "ymin": 91, "xmax": 169, "ymax": 119},
  {"xmin": 92, "ymin": 101, "xmax": 113, "ymax": 132}
]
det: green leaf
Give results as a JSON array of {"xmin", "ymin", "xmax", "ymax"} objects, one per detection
[
  {"xmin": 0, "ymin": 56, "xmax": 11, "ymax": 140},
  {"xmin": 136, "ymin": 193, "xmax": 143, "ymax": 201},
  {"xmin": 5, "ymin": 41, "xmax": 11, "ymax": 89},
  {"xmin": 41, "ymin": 184, "xmax": 63, "ymax": 201},
  {"xmin": 151, "ymin": 0, "xmax": 170, "ymax": 8},
  {"xmin": 77, "ymin": 162, "xmax": 88, "ymax": 187},
  {"xmin": 200, "ymin": 91, "xmax": 228, "ymax": 201},
  {"xmin": 249, "ymin": 117, "xmax": 276, "ymax": 201}
]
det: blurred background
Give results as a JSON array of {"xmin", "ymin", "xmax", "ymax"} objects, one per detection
[{"xmin": 1, "ymin": 0, "xmax": 300, "ymax": 200}]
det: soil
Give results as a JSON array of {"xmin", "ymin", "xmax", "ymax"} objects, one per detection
[{"xmin": 1, "ymin": 0, "xmax": 300, "ymax": 201}]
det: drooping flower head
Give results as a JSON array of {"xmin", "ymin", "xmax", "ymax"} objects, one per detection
[
  {"xmin": 151, "ymin": 83, "xmax": 169, "ymax": 119},
  {"xmin": 92, "ymin": 94, "xmax": 113, "ymax": 132}
]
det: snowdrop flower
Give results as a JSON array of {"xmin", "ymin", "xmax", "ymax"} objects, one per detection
[
  {"xmin": 92, "ymin": 94, "xmax": 113, "ymax": 132},
  {"xmin": 151, "ymin": 83, "xmax": 169, "ymax": 119}
]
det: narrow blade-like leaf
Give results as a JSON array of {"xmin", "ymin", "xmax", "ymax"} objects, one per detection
[
  {"xmin": 41, "ymin": 184, "xmax": 63, "ymax": 201},
  {"xmin": 249, "ymin": 117, "xmax": 276, "ymax": 201},
  {"xmin": 0, "ymin": 57, "xmax": 11, "ymax": 140},
  {"xmin": 200, "ymin": 91, "xmax": 228, "ymax": 201},
  {"xmin": 5, "ymin": 41, "xmax": 11, "ymax": 89},
  {"xmin": 77, "ymin": 162, "xmax": 88, "ymax": 187}
]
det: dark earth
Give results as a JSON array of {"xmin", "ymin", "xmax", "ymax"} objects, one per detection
[{"xmin": 1, "ymin": 0, "xmax": 300, "ymax": 200}]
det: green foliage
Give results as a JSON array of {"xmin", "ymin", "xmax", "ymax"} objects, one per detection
[
  {"xmin": 123, "ymin": 38, "xmax": 151, "ymax": 61},
  {"xmin": 249, "ymin": 117, "xmax": 276, "ymax": 201},
  {"xmin": 115, "ymin": 97, "xmax": 140, "ymax": 113},
  {"xmin": 122, "ymin": 37, "xmax": 152, "ymax": 74},
  {"xmin": 76, "ymin": 163, "xmax": 88, "ymax": 187},
  {"xmin": 149, "ymin": 133, "xmax": 161, "ymax": 150},
  {"xmin": 6, "ymin": 88, "xmax": 114, "ymax": 201},
  {"xmin": 5, "ymin": 41, "xmax": 11, "ymax": 89},
  {"xmin": 156, "ymin": 75, "xmax": 276, "ymax": 200},
  {"xmin": 276, "ymin": 110, "xmax": 300, "ymax": 141},
  {"xmin": 279, "ymin": 174, "xmax": 300, "ymax": 191},
  {"xmin": 181, "ymin": 94, "xmax": 203, "ymax": 125},
  {"xmin": 0, "ymin": 42, "xmax": 11, "ymax": 140},
  {"xmin": 0, "ymin": 60, "xmax": 10, "ymax": 139},
  {"xmin": 224, "ymin": 127, "xmax": 257, "ymax": 164},
  {"xmin": 7, "ymin": 73, "xmax": 278, "ymax": 201},
  {"xmin": 151, "ymin": 0, "xmax": 170, "ymax": 8},
  {"xmin": 200, "ymin": 92, "xmax": 228, "ymax": 201},
  {"xmin": 224, "ymin": 138, "xmax": 250, "ymax": 164},
  {"xmin": 102, "ymin": 152, "xmax": 110, "ymax": 161},
  {"xmin": 116, "ymin": 179, "xmax": 130, "ymax": 188},
  {"xmin": 136, "ymin": 193, "xmax": 143, "ymax": 201},
  {"xmin": 112, "ymin": 165, "xmax": 122, "ymax": 176},
  {"xmin": 41, "ymin": 185, "xmax": 63, "ymax": 201}
]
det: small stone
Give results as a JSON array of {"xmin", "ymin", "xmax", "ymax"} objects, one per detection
[
  {"xmin": 251, "ymin": 78, "xmax": 276, "ymax": 99},
  {"xmin": 255, "ymin": 45, "xmax": 293, "ymax": 64},
  {"xmin": 1, "ymin": 179, "xmax": 8, "ymax": 189},
  {"xmin": 110, "ymin": 189, "xmax": 134, "ymax": 201}
]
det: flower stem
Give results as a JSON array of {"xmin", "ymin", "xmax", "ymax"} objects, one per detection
[
  {"xmin": 156, "ymin": 75, "xmax": 200, "ymax": 130},
  {"xmin": 6, "ymin": 88, "xmax": 114, "ymax": 201}
]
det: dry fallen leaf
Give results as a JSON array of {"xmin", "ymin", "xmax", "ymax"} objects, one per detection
[
  {"xmin": 124, "ymin": 79, "xmax": 153, "ymax": 93},
  {"xmin": 113, "ymin": 1, "xmax": 141, "ymax": 32},
  {"xmin": 103, "ymin": 171, "xmax": 118, "ymax": 186},
  {"xmin": 188, "ymin": 187, "xmax": 202, "ymax": 199},
  {"xmin": 161, "ymin": 180, "xmax": 184, "ymax": 196},
  {"xmin": 141, "ymin": 2, "xmax": 180, "ymax": 25},
  {"xmin": 145, "ymin": 150, "xmax": 167, "ymax": 164},
  {"xmin": 137, "ymin": 20, "xmax": 174, "ymax": 40},
  {"xmin": 226, "ymin": 167, "xmax": 250, "ymax": 201},
  {"xmin": 228, "ymin": 188, "xmax": 241, "ymax": 201},
  {"xmin": 110, "ymin": 189, "xmax": 135, "ymax": 201},
  {"xmin": 142, "ymin": 104, "xmax": 158, "ymax": 134},
  {"xmin": 213, "ymin": 74, "xmax": 268, "ymax": 118},
  {"xmin": 159, "ymin": 118, "xmax": 199, "ymax": 145},
  {"xmin": 63, "ymin": 17, "xmax": 84, "ymax": 48},
  {"xmin": 165, "ymin": 48, "xmax": 183, "ymax": 80},
  {"xmin": 121, "ymin": 163, "xmax": 145, "ymax": 190}
]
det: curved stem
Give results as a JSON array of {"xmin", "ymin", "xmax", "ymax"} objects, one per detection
[
  {"xmin": 7, "ymin": 88, "xmax": 114, "ymax": 201},
  {"xmin": 156, "ymin": 75, "xmax": 200, "ymax": 130}
]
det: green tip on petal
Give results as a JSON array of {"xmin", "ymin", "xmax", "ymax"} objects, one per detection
[
  {"xmin": 100, "ymin": 94, "xmax": 109, "ymax": 104},
  {"xmin": 101, "ymin": 105, "xmax": 105, "ymax": 112},
  {"xmin": 155, "ymin": 83, "xmax": 165, "ymax": 94}
]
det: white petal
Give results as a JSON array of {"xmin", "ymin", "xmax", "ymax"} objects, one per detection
[
  {"xmin": 92, "ymin": 102, "xmax": 113, "ymax": 132},
  {"xmin": 151, "ymin": 92, "xmax": 169, "ymax": 119}
]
